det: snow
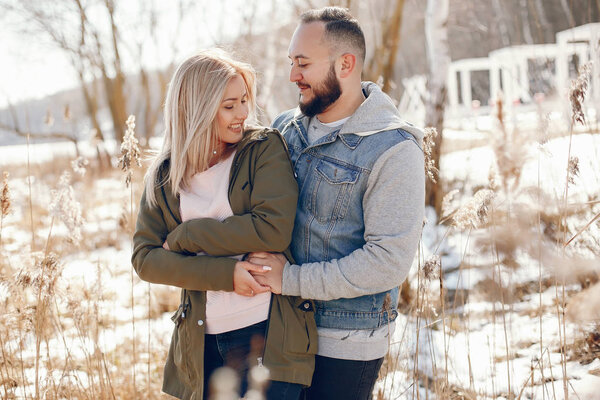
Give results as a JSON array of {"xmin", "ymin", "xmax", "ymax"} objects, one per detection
[
  {"xmin": 1, "ymin": 128, "xmax": 599, "ymax": 399},
  {"xmin": 408, "ymin": 129, "xmax": 600, "ymax": 399}
]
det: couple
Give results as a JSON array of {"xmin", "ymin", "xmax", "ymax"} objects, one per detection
[{"xmin": 132, "ymin": 7, "xmax": 425, "ymax": 400}]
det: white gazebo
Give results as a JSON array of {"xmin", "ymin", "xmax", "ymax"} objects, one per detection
[
  {"xmin": 488, "ymin": 44, "xmax": 558, "ymax": 107},
  {"xmin": 446, "ymin": 57, "xmax": 492, "ymax": 119},
  {"xmin": 398, "ymin": 23, "xmax": 600, "ymax": 126}
]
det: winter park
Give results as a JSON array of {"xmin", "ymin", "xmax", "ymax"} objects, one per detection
[{"xmin": 0, "ymin": 1, "xmax": 599, "ymax": 399}]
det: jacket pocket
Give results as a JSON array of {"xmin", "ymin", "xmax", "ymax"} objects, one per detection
[
  {"xmin": 283, "ymin": 297, "xmax": 318, "ymax": 355},
  {"xmin": 170, "ymin": 297, "xmax": 195, "ymax": 386},
  {"xmin": 310, "ymin": 159, "xmax": 360, "ymax": 223}
]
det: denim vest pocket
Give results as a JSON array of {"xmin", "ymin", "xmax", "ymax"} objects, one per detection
[{"xmin": 311, "ymin": 160, "xmax": 360, "ymax": 222}]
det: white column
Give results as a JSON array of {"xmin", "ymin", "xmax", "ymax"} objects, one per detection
[
  {"xmin": 447, "ymin": 66, "xmax": 459, "ymax": 116},
  {"xmin": 460, "ymin": 69, "xmax": 472, "ymax": 109},
  {"xmin": 556, "ymin": 36, "xmax": 567, "ymax": 100},
  {"xmin": 501, "ymin": 66, "xmax": 512, "ymax": 105},
  {"xmin": 592, "ymin": 28, "xmax": 600, "ymax": 102},
  {"xmin": 519, "ymin": 58, "xmax": 530, "ymax": 102},
  {"xmin": 490, "ymin": 58, "xmax": 500, "ymax": 104}
]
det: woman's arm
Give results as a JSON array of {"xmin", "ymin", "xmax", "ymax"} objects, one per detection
[
  {"xmin": 164, "ymin": 132, "xmax": 298, "ymax": 256},
  {"xmin": 132, "ymin": 186, "xmax": 269, "ymax": 295}
]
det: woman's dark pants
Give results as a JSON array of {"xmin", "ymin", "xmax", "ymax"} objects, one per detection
[{"xmin": 203, "ymin": 320, "xmax": 302, "ymax": 400}]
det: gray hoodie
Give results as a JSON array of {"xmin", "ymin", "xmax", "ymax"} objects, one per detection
[{"xmin": 282, "ymin": 82, "xmax": 426, "ymax": 360}]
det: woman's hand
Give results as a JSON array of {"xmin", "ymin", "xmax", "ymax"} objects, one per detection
[
  {"xmin": 246, "ymin": 252, "xmax": 286, "ymax": 295},
  {"xmin": 233, "ymin": 262, "xmax": 271, "ymax": 297},
  {"xmin": 162, "ymin": 240, "xmax": 170, "ymax": 250}
]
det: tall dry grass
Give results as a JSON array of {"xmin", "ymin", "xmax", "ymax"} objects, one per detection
[
  {"xmin": 0, "ymin": 115, "xmax": 176, "ymax": 400},
  {"xmin": 1, "ymin": 70, "xmax": 600, "ymax": 400},
  {"xmin": 377, "ymin": 63, "xmax": 599, "ymax": 400}
]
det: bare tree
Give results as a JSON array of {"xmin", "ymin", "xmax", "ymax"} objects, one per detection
[
  {"xmin": 559, "ymin": 0, "xmax": 576, "ymax": 27},
  {"xmin": 530, "ymin": 0, "xmax": 554, "ymax": 43},
  {"xmin": 491, "ymin": 0, "xmax": 511, "ymax": 47},
  {"xmin": 0, "ymin": 0, "xmax": 201, "ymax": 151},
  {"xmin": 364, "ymin": 0, "xmax": 405, "ymax": 94},
  {"xmin": 424, "ymin": 0, "xmax": 450, "ymax": 215},
  {"xmin": 519, "ymin": 0, "xmax": 534, "ymax": 44}
]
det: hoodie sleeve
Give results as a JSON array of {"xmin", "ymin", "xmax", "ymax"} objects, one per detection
[{"xmin": 282, "ymin": 138, "xmax": 425, "ymax": 300}]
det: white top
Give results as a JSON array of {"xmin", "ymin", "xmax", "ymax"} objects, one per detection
[
  {"xmin": 179, "ymin": 150, "xmax": 270, "ymax": 334},
  {"xmin": 307, "ymin": 116, "xmax": 350, "ymax": 144}
]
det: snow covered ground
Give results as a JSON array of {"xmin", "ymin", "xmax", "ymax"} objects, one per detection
[{"xmin": 0, "ymin": 127, "xmax": 599, "ymax": 399}]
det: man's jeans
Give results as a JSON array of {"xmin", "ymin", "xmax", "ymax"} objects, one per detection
[
  {"xmin": 203, "ymin": 320, "xmax": 302, "ymax": 400},
  {"xmin": 303, "ymin": 355, "xmax": 384, "ymax": 400}
]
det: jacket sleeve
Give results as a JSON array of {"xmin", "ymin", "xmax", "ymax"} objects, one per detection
[
  {"xmin": 282, "ymin": 138, "xmax": 425, "ymax": 300},
  {"xmin": 165, "ymin": 133, "xmax": 298, "ymax": 256},
  {"xmin": 131, "ymin": 186, "xmax": 236, "ymax": 291}
]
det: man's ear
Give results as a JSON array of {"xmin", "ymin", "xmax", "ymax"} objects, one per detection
[{"xmin": 338, "ymin": 53, "xmax": 356, "ymax": 78}]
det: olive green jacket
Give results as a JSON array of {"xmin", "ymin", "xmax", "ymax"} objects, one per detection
[{"xmin": 132, "ymin": 127, "xmax": 317, "ymax": 400}]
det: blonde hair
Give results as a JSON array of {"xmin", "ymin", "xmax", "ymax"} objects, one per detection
[{"xmin": 145, "ymin": 49, "xmax": 257, "ymax": 206}]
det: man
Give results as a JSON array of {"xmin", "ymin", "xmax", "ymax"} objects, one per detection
[{"xmin": 250, "ymin": 7, "xmax": 424, "ymax": 400}]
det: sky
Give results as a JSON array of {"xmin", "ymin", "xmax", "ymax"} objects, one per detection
[
  {"xmin": 0, "ymin": 0, "xmax": 294, "ymax": 109},
  {"xmin": 0, "ymin": 29, "xmax": 76, "ymax": 108}
]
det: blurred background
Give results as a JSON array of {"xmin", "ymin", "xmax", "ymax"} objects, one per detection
[
  {"xmin": 1, "ymin": 1, "xmax": 599, "ymax": 399},
  {"xmin": 1, "ymin": 0, "xmax": 599, "ymax": 144}
]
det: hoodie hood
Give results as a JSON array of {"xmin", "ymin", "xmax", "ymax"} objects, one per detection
[{"xmin": 293, "ymin": 81, "xmax": 423, "ymax": 145}]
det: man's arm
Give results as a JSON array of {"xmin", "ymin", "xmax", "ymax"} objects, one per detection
[
  {"xmin": 280, "ymin": 139, "xmax": 424, "ymax": 300},
  {"xmin": 164, "ymin": 132, "xmax": 298, "ymax": 256}
]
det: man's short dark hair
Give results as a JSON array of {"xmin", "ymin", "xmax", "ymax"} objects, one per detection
[{"xmin": 300, "ymin": 7, "xmax": 366, "ymax": 63}]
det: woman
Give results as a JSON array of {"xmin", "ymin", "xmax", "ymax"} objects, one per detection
[{"xmin": 132, "ymin": 49, "xmax": 316, "ymax": 400}]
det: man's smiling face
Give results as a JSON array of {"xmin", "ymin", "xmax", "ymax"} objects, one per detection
[{"xmin": 288, "ymin": 22, "xmax": 342, "ymax": 117}]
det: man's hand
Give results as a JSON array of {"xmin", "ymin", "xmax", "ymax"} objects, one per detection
[
  {"xmin": 233, "ymin": 262, "xmax": 271, "ymax": 297},
  {"xmin": 162, "ymin": 240, "xmax": 170, "ymax": 250},
  {"xmin": 246, "ymin": 252, "xmax": 287, "ymax": 295}
]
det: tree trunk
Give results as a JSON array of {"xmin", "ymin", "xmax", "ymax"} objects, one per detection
[
  {"xmin": 365, "ymin": 0, "xmax": 405, "ymax": 93},
  {"xmin": 381, "ymin": 0, "xmax": 405, "ymax": 94},
  {"xmin": 105, "ymin": 0, "xmax": 127, "ymax": 145},
  {"xmin": 559, "ymin": 0, "xmax": 576, "ymax": 28},
  {"xmin": 519, "ymin": 0, "xmax": 534, "ymax": 44},
  {"xmin": 424, "ymin": 0, "xmax": 450, "ymax": 217},
  {"xmin": 139, "ymin": 67, "xmax": 153, "ymax": 146},
  {"xmin": 492, "ymin": 0, "xmax": 511, "ymax": 47},
  {"xmin": 531, "ymin": 0, "xmax": 553, "ymax": 43},
  {"xmin": 76, "ymin": 67, "xmax": 104, "ymax": 143}
]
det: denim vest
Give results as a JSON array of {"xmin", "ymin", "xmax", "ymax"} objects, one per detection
[{"xmin": 273, "ymin": 110, "xmax": 418, "ymax": 330}]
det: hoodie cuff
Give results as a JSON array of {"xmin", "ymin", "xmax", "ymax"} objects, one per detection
[{"xmin": 282, "ymin": 262, "xmax": 301, "ymax": 296}]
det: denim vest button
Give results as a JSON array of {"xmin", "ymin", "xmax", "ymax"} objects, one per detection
[{"xmin": 197, "ymin": 319, "xmax": 204, "ymax": 326}]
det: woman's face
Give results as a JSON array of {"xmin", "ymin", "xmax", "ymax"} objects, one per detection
[{"xmin": 216, "ymin": 74, "xmax": 249, "ymax": 145}]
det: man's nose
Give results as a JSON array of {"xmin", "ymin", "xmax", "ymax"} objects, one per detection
[{"xmin": 290, "ymin": 65, "xmax": 301, "ymax": 83}]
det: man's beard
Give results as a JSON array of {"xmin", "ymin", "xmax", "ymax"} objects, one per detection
[{"xmin": 299, "ymin": 63, "xmax": 342, "ymax": 117}]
